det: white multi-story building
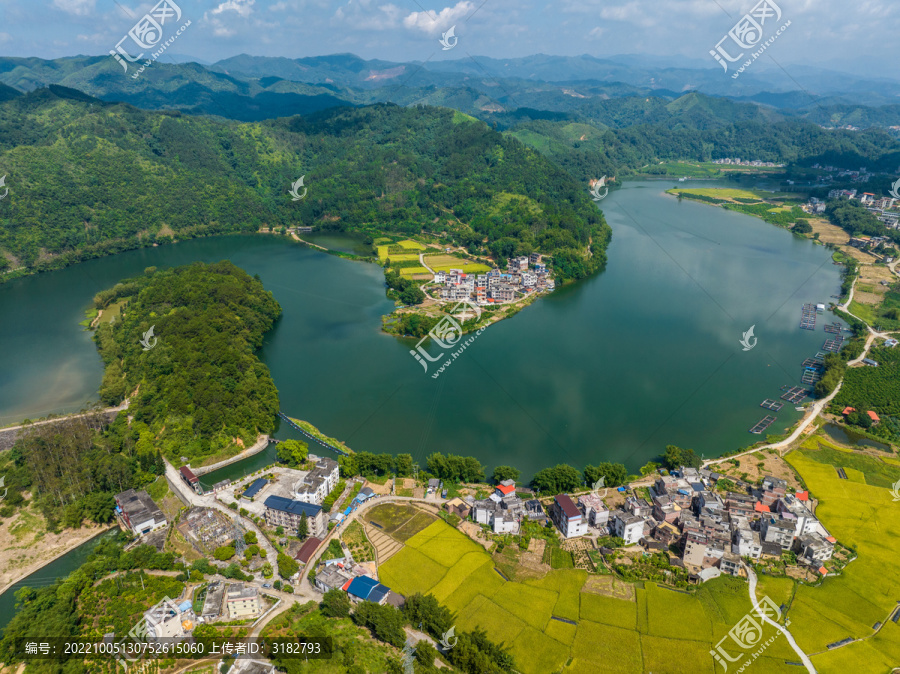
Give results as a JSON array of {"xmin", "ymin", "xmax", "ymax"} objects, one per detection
[
  {"xmin": 294, "ymin": 456, "xmax": 340, "ymax": 505},
  {"xmin": 551, "ymin": 494, "xmax": 589, "ymax": 539},
  {"xmin": 612, "ymin": 510, "xmax": 645, "ymax": 545}
]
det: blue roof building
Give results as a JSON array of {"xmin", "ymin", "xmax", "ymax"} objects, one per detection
[
  {"xmin": 345, "ymin": 575, "xmax": 391, "ymax": 604},
  {"xmin": 242, "ymin": 478, "xmax": 268, "ymax": 500},
  {"xmin": 263, "ymin": 495, "xmax": 324, "ymax": 536}
]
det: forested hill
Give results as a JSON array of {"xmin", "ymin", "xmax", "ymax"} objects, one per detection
[
  {"xmin": 0, "ymin": 88, "xmax": 608, "ymax": 281},
  {"xmin": 93, "ymin": 261, "xmax": 282, "ymax": 465}
]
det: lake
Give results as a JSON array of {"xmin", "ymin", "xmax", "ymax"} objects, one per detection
[{"xmin": 0, "ymin": 180, "xmax": 845, "ymax": 477}]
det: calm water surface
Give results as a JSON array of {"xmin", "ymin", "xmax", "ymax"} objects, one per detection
[{"xmin": 0, "ymin": 181, "xmax": 845, "ymax": 477}]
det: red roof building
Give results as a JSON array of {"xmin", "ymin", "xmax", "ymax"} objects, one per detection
[
  {"xmin": 795, "ymin": 491, "xmax": 809, "ymax": 501},
  {"xmin": 842, "ymin": 407, "xmax": 856, "ymax": 415},
  {"xmin": 754, "ymin": 503, "xmax": 770, "ymax": 513},
  {"xmin": 294, "ymin": 536, "xmax": 323, "ymax": 565},
  {"xmin": 818, "ymin": 566, "xmax": 828, "ymax": 576},
  {"xmin": 496, "ymin": 483, "xmax": 516, "ymax": 496},
  {"xmin": 867, "ymin": 411, "xmax": 880, "ymax": 423},
  {"xmin": 826, "ymin": 536, "xmax": 836, "ymax": 544}
]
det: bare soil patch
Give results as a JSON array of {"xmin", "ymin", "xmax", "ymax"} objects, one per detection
[{"xmin": 583, "ymin": 575, "xmax": 635, "ymax": 601}]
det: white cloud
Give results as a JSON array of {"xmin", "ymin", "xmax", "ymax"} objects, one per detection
[
  {"xmin": 204, "ymin": 0, "xmax": 256, "ymax": 38},
  {"xmin": 52, "ymin": 0, "xmax": 95, "ymax": 16},
  {"xmin": 210, "ymin": 0, "xmax": 256, "ymax": 18},
  {"xmin": 402, "ymin": 1, "xmax": 474, "ymax": 36}
]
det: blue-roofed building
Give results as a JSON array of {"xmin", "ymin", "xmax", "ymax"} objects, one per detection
[
  {"xmin": 345, "ymin": 575, "xmax": 392, "ymax": 605},
  {"xmin": 354, "ymin": 487, "xmax": 376, "ymax": 503},
  {"xmin": 178, "ymin": 600, "xmax": 193, "ymax": 613},
  {"xmin": 263, "ymin": 495, "xmax": 327, "ymax": 538},
  {"xmin": 242, "ymin": 478, "xmax": 268, "ymax": 500}
]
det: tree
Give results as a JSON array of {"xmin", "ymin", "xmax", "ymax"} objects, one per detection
[
  {"xmin": 492, "ymin": 466, "xmax": 520, "ymax": 484},
  {"xmin": 277, "ymin": 552, "xmax": 299, "ymax": 579},
  {"xmin": 402, "ymin": 593, "xmax": 453, "ymax": 638},
  {"xmin": 243, "ymin": 530, "xmax": 258, "ymax": 545},
  {"xmin": 320, "ymin": 589, "xmax": 352, "ymax": 618},
  {"xmin": 214, "ymin": 545, "xmax": 236, "ymax": 561},
  {"xmin": 395, "ymin": 453, "xmax": 414, "ymax": 477},
  {"xmin": 531, "ymin": 464, "xmax": 582, "ymax": 494},
  {"xmin": 352, "ymin": 601, "xmax": 407, "ymax": 648},
  {"xmin": 583, "ymin": 462, "xmax": 628, "ymax": 487},
  {"xmin": 639, "ymin": 461, "xmax": 660, "ymax": 477},
  {"xmin": 298, "ymin": 513, "xmax": 309, "ymax": 540},
  {"xmin": 277, "ymin": 439, "xmax": 309, "ymax": 467},
  {"xmin": 663, "ymin": 445, "xmax": 701, "ymax": 471}
]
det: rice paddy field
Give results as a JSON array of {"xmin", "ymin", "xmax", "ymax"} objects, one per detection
[
  {"xmin": 374, "ymin": 449, "xmax": 900, "ymax": 673},
  {"xmin": 423, "ymin": 254, "xmax": 492, "ymax": 273},
  {"xmin": 784, "ymin": 450, "xmax": 900, "ymax": 673},
  {"xmin": 377, "ymin": 520, "xmax": 796, "ymax": 674}
]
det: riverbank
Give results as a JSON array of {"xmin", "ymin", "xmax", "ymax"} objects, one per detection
[
  {"xmin": 190, "ymin": 434, "xmax": 270, "ymax": 476},
  {"xmin": 0, "ymin": 512, "xmax": 115, "ymax": 596}
]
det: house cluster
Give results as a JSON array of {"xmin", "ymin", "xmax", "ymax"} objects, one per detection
[
  {"xmin": 647, "ymin": 470, "xmax": 835, "ymax": 580},
  {"xmin": 849, "ymin": 235, "xmax": 893, "ymax": 252},
  {"xmin": 546, "ymin": 469, "xmax": 835, "ymax": 582},
  {"xmin": 827, "ymin": 189, "xmax": 900, "ymax": 230},
  {"xmin": 314, "ymin": 554, "xmax": 404, "ymax": 607},
  {"xmin": 443, "ymin": 480, "xmax": 544, "ymax": 534},
  {"xmin": 114, "ymin": 489, "xmax": 167, "ymax": 537},
  {"xmin": 712, "ymin": 158, "xmax": 784, "ymax": 167},
  {"xmin": 199, "ymin": 581, "xmax": 262, "ymax": 622},
  {"xmin": 435, "ymin": 253, "xmax": 554, "ymax": 305}
]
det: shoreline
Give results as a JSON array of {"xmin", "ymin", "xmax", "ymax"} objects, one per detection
[
  {"xmin": 190, "ymin": 434, "xmax": 270, "ymax": 476},
  {"xmin": 0, "ymin": 523, "xmax": 116, "ymax": 597}
]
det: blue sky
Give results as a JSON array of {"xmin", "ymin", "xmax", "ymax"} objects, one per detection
[{"xmin": 0, "ymin": 0, "xmax": 897, "ymax": 78}]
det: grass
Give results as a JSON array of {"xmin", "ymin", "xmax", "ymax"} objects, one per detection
[
  {"xmin": 366, "ymin": 503, "xmax": 420, "ymax": 533},
  {"xmin": 423, "ymin": 254, "xmax": 492, "ymax": 273},
  {"xmin": 493, "ymin": 582, "xmax": 558, "ymax": 630},
  {"xmin": 799, "ymin": 444, "xmax": 900, "ymax": 489},
  {"xmin": 551, "ymin": 547, "xmax": 575, "ymax": 569},
  {"xmin": 849, "ymin": 299, "xmax": 878, "ymax": 325},
  {"xmin": 391, "ymin": 510, "xmax": 437, "ymax": 542},
  {"xmin": 668, "ymin": 187, "xmax": 764, "ymax": 201}
]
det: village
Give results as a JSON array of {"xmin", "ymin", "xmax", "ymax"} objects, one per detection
[
  {"xmin": 430, "ymin": 253, "xmax": 556, "ymax": 305},
  {"xmin": 111, "ymin": 444, "xmax": 841, "ymax": 643}
]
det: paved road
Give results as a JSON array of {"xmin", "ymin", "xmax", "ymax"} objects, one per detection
[{"xmin": 746, "ymin": 566, "xmax": 816, "ymax": 673}]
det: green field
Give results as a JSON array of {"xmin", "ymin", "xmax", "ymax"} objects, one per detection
[
  {"xmin": 377, "ymin": 453, "xmax": 900, "ymax": 673},
  {"xmin": 785, "ymin": 451, "xmax": 900, "ymax": 671},
  {"xmin": 424, "ymin": 255, "xmax": 492, "ymax": 273},
  {"xmin": 668, "ymin": 187, "xmax": 764, "ymax": 201},
  {"xmin": 398, "ymin": 266, "xmax": 430, "ymax": 277},
  {"xmin": 378, "ymin": 521, "xmax": 793, "ymax": 674},
  {"xmin": 397, "ymin": 239, "xmax": 426, "ymax": 250}
]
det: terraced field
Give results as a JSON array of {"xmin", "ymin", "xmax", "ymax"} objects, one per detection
[{"xmin": 377, "ymin": 519, "xmax": 792, "ymax": 674}]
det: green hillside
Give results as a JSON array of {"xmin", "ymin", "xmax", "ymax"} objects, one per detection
[{"xmin": 0, "ymin": 89, "xmax": 609, "ymax": 281}]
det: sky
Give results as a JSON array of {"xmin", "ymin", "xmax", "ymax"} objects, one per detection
[{"xmin": 0, "ymin": 0, "xmax": 897, "ymax": 79}]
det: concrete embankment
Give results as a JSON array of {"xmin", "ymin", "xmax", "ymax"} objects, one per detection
[{"xmin": 190, "ymin": 435, "xmax": 270, "ymax": 477}]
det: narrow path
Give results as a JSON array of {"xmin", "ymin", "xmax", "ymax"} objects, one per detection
[
  {"xmin": 704, "ymin": 299, "xmax": 892, "ymax": 468},
  {"xmin": 746, "ymin": 566, "xmax": 816, "ymax": 673},
  {"xmin": 1, "ymin": 402, "xmax": 128, "ymax": 433}
]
